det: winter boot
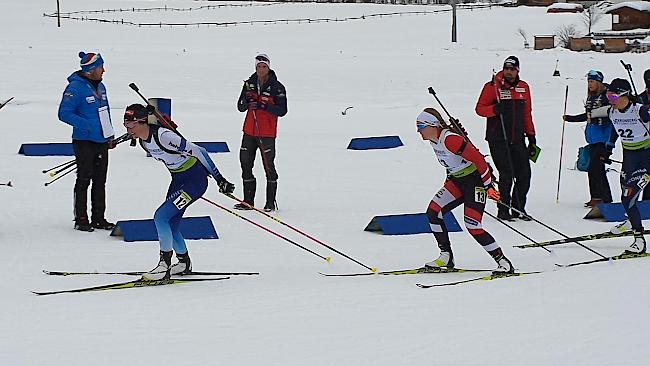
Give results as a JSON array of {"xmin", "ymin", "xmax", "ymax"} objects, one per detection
[
  {"xmin": 511, "ymin": 208, "xmax": 531, "ymax": 221},
  {"xmin": 610, "ymin": 219, "xmax": 632, "ymax": 234},
  {"xmin": 584, "ymin": 198, "xmax": 603, "ymax": 208},
  {"xmin": 91, "ymin": 219, "xmax": 115, "ymax": 230},
  {"xmin": 497, "ymin": 208, "xmax": 513, "ymax": 221},
  {"xmin": 170, "ymin": 252, "xmax": 192, "ymax": 276},
  {"xmin": 264, "ymin": 180, "xmax": 277, "ymax": 212},
  {"xmin": 142, "ymin": 250, "xmax": 172, "ymax": 281},
  {"xmin": 624, "ymin": 231, "xmax": 647, "ymax": 255},
  {"xmin": 425, "ymin": 251, "xmax": 455, "ymax": 270},
  {"xmin": 234, "ymin": 179, "xmax": 256, "ymax": 210},
  {"xmin": 74, "ymin": 217, "xmax": 94, "ymax": 232}
]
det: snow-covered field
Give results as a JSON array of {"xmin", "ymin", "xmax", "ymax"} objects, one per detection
[{"xmin": 1, "ymin": 1, "xmax": 649, "ymax": 365}]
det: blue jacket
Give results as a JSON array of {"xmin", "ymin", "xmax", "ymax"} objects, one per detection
[
  {"xmin": 565, "ymin": 91, "xmax": 614, "ymax": 146},
  {"xmin": 58, "ymin": 71, "xmax": 111, "ymax": 143}
]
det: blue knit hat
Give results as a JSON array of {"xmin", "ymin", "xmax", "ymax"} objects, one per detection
[
  {"xmin": 587, "ymin": 70, "xmax": 604, "ymax": 83},
  {"xmin": 79, "ymin": 52, "xmax": 104, "ymax": 73}
]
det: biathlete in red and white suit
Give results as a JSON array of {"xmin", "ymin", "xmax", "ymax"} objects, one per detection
[{"xmin": 416, "ymin": 108, "xmax": 514, "ymax": 273}]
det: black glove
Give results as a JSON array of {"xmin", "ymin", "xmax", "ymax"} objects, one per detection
[
  {"xmin": 494, "ymin": 102, "xmax": 504, "ymax": 115},
  {"xmin": 527, "ymin": 135, "xmax": 537, "ymax": 158},
  {"xmin": 216, "ymin": 177, "xmax": 235, "ymax": 194},
  {"xmin": 600, "ymin": 149, "xmax": 613, "ymax": 165}
]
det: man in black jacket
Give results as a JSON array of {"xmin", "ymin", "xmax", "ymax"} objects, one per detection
[{"xmin": 235, "ymin": 53, "xmax": 287, "ymax": 212}]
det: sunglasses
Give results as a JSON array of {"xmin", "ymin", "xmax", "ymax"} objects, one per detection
[
  {"xmin": 255, "ymin": 55, "xmax": 269, "ymax": 62},
  {"xmin": 606, "ymin": 91, "xmax": 628, "ymax": 103}
]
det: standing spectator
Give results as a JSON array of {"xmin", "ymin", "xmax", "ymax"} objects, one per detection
[
  {"xmin": 235, "ymin": 53, "xmax": 287, "ymax": 212},
  {"xmin": 58, "ymin": 52, "xmax": 115, "ymax": 232},
  {"xmin": 416, "ymin": 108, "xmax": 513, "ymax": 274},
  {"xmin": 563, "ymin": 70, "xmax": 614, "ymax": 207},
  {"xmin": 594, "ymin": 78, "xmax": 650, "ymax": 254},
  {"xmin": 123, "ymin": 104, "xmax": 235, "ymax": 280},
  {"xmin": 475, "ymin": 56, "xmax": 537, "ymax": 221}
]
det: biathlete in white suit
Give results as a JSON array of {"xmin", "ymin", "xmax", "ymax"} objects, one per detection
[
  {"xmin": 593, "ymin": 78, "xmax": 650, "ymax": 254},
  {"xmin": 123, "ymin": 104, "xmax": 235, "ymax": 281},
  {"xmin": 416, "ymin": 108, "xmax": 514, "ymax": 273}
]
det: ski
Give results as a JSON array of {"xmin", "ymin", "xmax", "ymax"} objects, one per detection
[
  {"xmin": 416, "ymin": 271, "xmax": 542, "ymax": 288},
  {"xmin": 555, "ymin": 252, "xmax": 650, "ymax": 268},
  {"xmin": 514, "ymin": 229, "xmax": 650, "ymax": 249},
  {"xmin": 43, "ymin": 269, "xmax": 259, "ymax": 276},
  {"xmin": 320, "ymin": 266, "xmax": 491, "ymax": 277},
  {"xmin": 0, "ymin": 97, "xmax": 14, "ymax": 110},
  {"xmin": 33, "ymin": 277, "xmax": 230, "ymax": 296}
]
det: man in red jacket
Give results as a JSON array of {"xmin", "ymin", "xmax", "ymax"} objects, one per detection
[
  {"xmin": 475, "ymin": 56, "xmax": 537, "ymax": 221},
  {"xmin": 235, "ymin": 53, "xmax": 287, "ymax": 212}
]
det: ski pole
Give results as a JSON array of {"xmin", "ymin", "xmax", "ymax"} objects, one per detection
[
  {"xmin": 556, "ymin": 85, "xmax": 569, "ymax": 203},
  {"xmin": 0, "ymin": 181, "xmax": 12, "ymax": 187},
  {"xmin": 225, "ymin": 193, "xmax": 376, "ymax": 272},
  {"xmin": 620, "ymin": 60, "xmax": 639, "ymax": 96},
  {"xmin": 42, "ymin": 159, "xmax": 76, "ymax": 174},
  {"xmin": 485, "ymin": 211, "xmax": 551, "ymax": 253},
  {"xmin": 200, "ymin": 197, "xmax": 332, "ymax": 263},
  {"xmin": 48, "ymin": 160, "xmax": 78, "ymax": 177},
  {"xmin": 45, "ymin": 167, "xmax": 76, "ymax": 187},
  {"xmin": 427, "ymin": 87, "xmax": 471, "ymax": 142},
  {"xmin": 0, "ymin": 97, "xmax": 14, "ymax": 110},
  {"xmin": 496, "ymin": 201, "xmax": 607, "ymax": 259},
  {"xmin": 128, "ymin": 83, "xmax": 185, "ymax": 139}
]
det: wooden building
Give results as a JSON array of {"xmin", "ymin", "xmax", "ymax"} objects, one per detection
[
  {"xmin": 534, "ymin": 35, "xmax": 555, "ymax": 49},
  {"xmin": 569, "ymin": 36, "xmax": 593, "ymax": 51},
  {"xmin": 605, "ymin": 1, "xmax": 650, "ymax": 31},
  {"xmin": 603, "ymin": 37, "xmax": 628, "ymax": 52}
]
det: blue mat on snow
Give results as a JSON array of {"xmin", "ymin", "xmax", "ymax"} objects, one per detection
[
  {"xmin": 590, "ymin": 201, "xmax": 650, "ymax": 222},
  {"xmin": 110, "ymin": 216, "xmax": 218, "ymax": 242},
  {"xmin": 365, "ymin": 212, "xmax": 462, "ymax": 235},
  {"xmin": 195, "ymin": 142, "xmax": 230, "ymax": 153},
  {"xmin": 347, "ymin": 136, "xmax": 403, "ymax": 150},
  {"xmin": 19, "ymin": 143, "xmax": 74, "ymax": 156}
]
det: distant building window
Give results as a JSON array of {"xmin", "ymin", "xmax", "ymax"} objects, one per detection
[{"xmin": 613, "ymin": 14, "xmax": 619, "ymax": 24}]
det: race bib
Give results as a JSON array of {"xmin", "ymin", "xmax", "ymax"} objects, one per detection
[
  {"xmin": 474, "ymin": 187, "xmax": 486, "ymax": 203},
  {"xmin": 173, "ymin": 191, "xmax": 193, "ymax": 210}
]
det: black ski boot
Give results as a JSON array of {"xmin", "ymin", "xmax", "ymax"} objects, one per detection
[
  {"xmin": 170, "ymin": 252, "xmax": 192, "ymax": 275},
  {"xmin": 264, "ymin": 180, "xmax": 277, "ymax": 212},
  {"xmin": 234, "ymin": 179, "xmax": 256, "ymax": 210}
]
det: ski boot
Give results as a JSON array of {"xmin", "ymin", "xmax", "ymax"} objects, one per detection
[
  {"xmin": 142, "ymin": 251, "xmax": 172, "ymax": 281},
  {"xmin": 493, "ymin": 254, "xmax": 514, "ymax": 274},
  {"xmin": 91, "ymin": 219, "xmax": 115, "ymax": 230},
  {"xmin": 74, "ymin": 217, "xmax": 94, "ymax": 232},
  {"xmin": 170, "ymin": 252, "xmax": 192, "ymax": 276},
  {"xmin": 424, "ymin": 251, "xmax": 454, "ymax": 271},
  {"xmin": 610, "ymin": 219, "xmax": 632, "ymax": 235},
  {"xmin": 624, "ymin": 232, "xmax": 646, "ymax": 255}
]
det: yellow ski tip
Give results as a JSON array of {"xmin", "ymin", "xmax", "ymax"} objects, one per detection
[
  {"xmin": 371, "ymin": 267, "xmax": 378, "ymax": 273},
  {"xmin": 49, "ymin": 172, "xmax": 56, "ymax": 177},
  {"xmin": 325, "ymin": 256, "xmax": 333, "ymax": 263}
]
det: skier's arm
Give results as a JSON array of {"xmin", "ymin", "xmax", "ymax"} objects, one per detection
[
  {"xmin": 444, "ymin": 134, "xmax": 492, "ymax": 187},
  {"xmin": 640, "ymin": 105, "xmax": 650, "ymax": 123},
  {"xmin": 237, "ymin": 83, "xmax": 249, "ymax": 113},
  {"xmin": 564, "ymin": 113, "xmax": 587, "ymax": 122},
  {"xmin": 475, "ymin": 83, "xmax": 498, "ymax": 118},
  {"xmin": 58, "ymin": 85, "xmax": 88, "ymax": 128},
  {"xmin": 523, "ymin": 83, "xmax": 536, "ymax": 136},
  {"xmin": 264, "ymin": 82, "xmax": 287, "ymax": 117}
]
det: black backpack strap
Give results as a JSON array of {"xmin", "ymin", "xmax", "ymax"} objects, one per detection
[{"xmin": 151, "ymin": 125, "xmax": 182, "ymax": 155}]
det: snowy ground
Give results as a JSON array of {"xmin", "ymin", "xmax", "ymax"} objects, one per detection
[{"xmin": 1, "ymin": 1, "xmax": 649, "ymax": 365}]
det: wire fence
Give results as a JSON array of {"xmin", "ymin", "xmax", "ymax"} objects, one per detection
[{"xmin": 43, "ymin": 3, "xmax": 498, "ymax": 28}]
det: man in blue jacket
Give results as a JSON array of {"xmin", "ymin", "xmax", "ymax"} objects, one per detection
[{"xmin": 58, "ymin": 52, "xmax": 115, "ymax": 232}]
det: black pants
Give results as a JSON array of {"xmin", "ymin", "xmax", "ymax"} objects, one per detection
[
  {"xmin": 587, "ymin": 143, "xmax": 613, "ymax": 202},
  {"xmin": 240, "ymin": 134, "xmax": 278, "ymax": 182},
  {"xmin": 73, "ymin": 140, "xmax": 109, "ymax": 222},
  {"xmin": 488, "ymin": 140, "xmax": 531, "ymax": 212}
]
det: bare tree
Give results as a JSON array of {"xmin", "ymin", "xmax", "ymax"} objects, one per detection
[
  {"xmin": 581, "ymin": 5, "xmax": 602, "ymax": 36},
  {"xmin": 555, "ymin": 24, "xmax": 579, "ymax": 49},
  {"xmin": 517, "ymin": 27, "xmax": 529, "ymax": 48}
]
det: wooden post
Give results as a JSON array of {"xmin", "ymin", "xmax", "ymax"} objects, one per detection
[
  {"xmin": 451, "ymin": 0, "xmax": 457, "ymax": 43},
  {"xmin": 56, "ymin": 0, "xmax": 61, "ymax": 27}
]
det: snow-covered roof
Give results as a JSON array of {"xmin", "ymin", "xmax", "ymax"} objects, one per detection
[
  {"xmin": 548, "ymin": 3, "xmax": 583, "ymax": 10},
  {"xmin": 605, "ymin": 1, "xmax": 650, "ymax": 13}
]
